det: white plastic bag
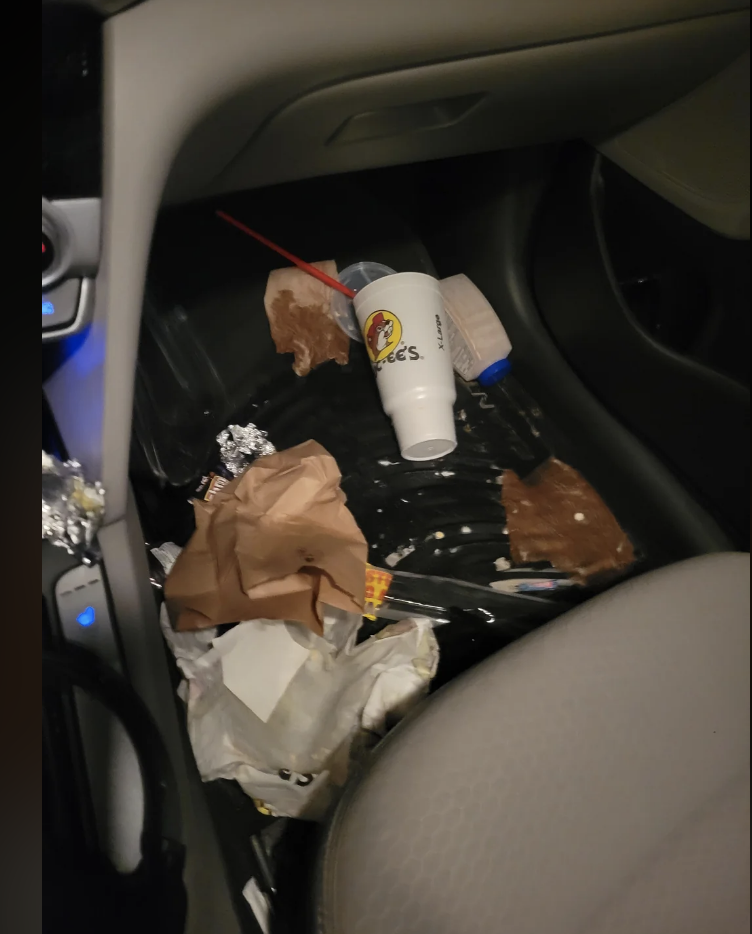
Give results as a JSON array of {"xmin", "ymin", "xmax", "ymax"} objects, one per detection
[{"xmin": 156, "ymin": 545, "xmax": 438, "ymax": 819}]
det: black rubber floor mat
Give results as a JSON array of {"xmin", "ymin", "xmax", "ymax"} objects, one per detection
[
  {"xmin": 228, "ymin": 356, "xmax": 555, "ymax": 586},
  {"xmin": 135, "ymin": 180, "xmax": 643, "ymax": 607},
  {"xmin": 138, "ymin": 341, "xmax": 633, "ymax": 611}
]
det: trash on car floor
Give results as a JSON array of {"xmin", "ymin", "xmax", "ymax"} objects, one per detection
[
  {"xmin": 164, "ymin": 440, "xmax": 368, "ymax": 634},
  {"xmin": 242, "ymin": 876, "xmax": 271, "ymax": 934},
  {"xmin": 42, "ymin": 450, "xmax": 105, "ymax": 562},
  {"xmin": 265, "ymin": 252, "xmax": 462, "ymax": 462},
  {"xmin": 360, "ymin": 564, "xmax": 562, "ymax": 630},
  {"xmin": 440, "ymin": 273, "xmax": 512, "ymax": 386},
  {"xmin": 143, "ymin": 244, "xmax": 638, "ymax": 830},
  {"xmin": 140, "ymin": 190, "xmax": 644, "ymax": 900},
  {"xmin": 156, "ymin": 543, "xmax": 438, "ymax": 820},
  {"xmin": 138, "ymin": 340, "xmax": 640, "ymax": 617},
  {"xmin": 216, "ymin": 421, "xmax": 276, "ymax": 476},
  {"xmin": 134, "ymin": 175, "xmax": 653, "ymax": 925},
  {"xmin": 502, "ymin": 457, "xmax": 635, "ymax": 582},
  {"xmin": 354, "ymin": 270, "xmax": 458, "ymax": 461},
  {"xmin": 154, "ymin": 433, "xmax": 592, "ymax": 825},
  {"xmin": 489, "ymin": 576, "xmax": 576, "ymax": 594},
  {"xmin": 238, "ymin": 221, "xmax": 511, "ymax": 463},
  {"xmin": 264, "ymin": 261, "xmax": 350, "ymax": 377}
]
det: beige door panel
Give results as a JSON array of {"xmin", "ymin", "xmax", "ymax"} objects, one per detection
[{"xmin": 597, "ymin": 53, "xmax": 750, "ymax": 239}]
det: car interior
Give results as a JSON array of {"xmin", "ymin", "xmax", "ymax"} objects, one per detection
[{"xmin": 42, "ymin": 1, "xmax": 750, "ymax": 932}]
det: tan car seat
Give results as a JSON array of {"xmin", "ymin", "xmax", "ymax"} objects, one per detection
[{"xmin": 318, "ymin": 552, "xmax": 750, "ymax": 934}]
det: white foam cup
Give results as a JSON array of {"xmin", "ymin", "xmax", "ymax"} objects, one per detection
[{"xmin": 353, "ymin": 272, "xmax": 457, "ymax": 461}]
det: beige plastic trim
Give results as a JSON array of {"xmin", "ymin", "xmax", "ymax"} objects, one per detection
[
  {"xmin": 157, "ymin": 1, "xmax": 750, "ymax": 204},
  {"xmin": 208, "ymin": 15, "xmax": 750, "ymax": 196},
  {"xmin": 597, "ymin": 53, "xmax": 750, "ymax": 239},
  {"xmin": 98, "ymin": 497, "xmax": 244, "ymax": 934}
]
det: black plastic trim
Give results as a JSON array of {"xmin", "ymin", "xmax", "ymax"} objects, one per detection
[
  {"xmin": 531, "ymin": 148, "xmax": 749, "ymax": 548},
  {"xmin": 421, "ymin": 147, "xmax": 732, "ymax": 564}
]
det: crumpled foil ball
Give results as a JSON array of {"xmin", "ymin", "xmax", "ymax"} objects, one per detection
[
  {"xmin": 216, "ymin": 422, "xmax": 276, "ymax": 477},
  {"xmin": 42, "ymin": 451, "xmax": 105, "ymax": 559}
]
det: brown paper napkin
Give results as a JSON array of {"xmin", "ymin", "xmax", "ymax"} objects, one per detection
[
  {"xmin": 502, "ymin": 458, "xmax": 634, "ymax": 583},
  {"xmin": 264, "ymin": 261, "xmax": 349, "ymax": 376}
]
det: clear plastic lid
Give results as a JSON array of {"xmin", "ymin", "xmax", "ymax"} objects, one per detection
[{"xmin": 330, "ymin": 262, "xmax": 396, "ymax": 342}]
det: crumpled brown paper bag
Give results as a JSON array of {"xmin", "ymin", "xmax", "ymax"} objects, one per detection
[{"xmin": 164, "ymin": 440, "xmax": 368, "ymax": 634}]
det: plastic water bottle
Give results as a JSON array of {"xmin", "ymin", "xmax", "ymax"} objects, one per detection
[{"xmin": 439, "ymin": 274, "xmax": 512, "ymax": 386}]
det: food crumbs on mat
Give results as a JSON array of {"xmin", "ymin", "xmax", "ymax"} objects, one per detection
[
  {"xmin": 264, "ymin": 261, "xmax": 349, "ymax": 377},
  {"xmin": 460, "ymin": 525, "xmax": 472, "ymax": 534},
  {"xmin": 384, "ymin": 543, "xmax": 416, "ymax": 568},
  {"xmin": 493, "ymin": 556, "xmax": 511, "ymax": 572},
  {"xmin": 378, "ymin": 459, "xmax": 399, "ymax": 467},
  {"xmin": 501, "ymin": 457, "xmax": 634, "ymax": 583}
]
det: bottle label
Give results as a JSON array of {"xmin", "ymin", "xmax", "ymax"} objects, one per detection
[{"xmin": 443, "ymin": 313, "xmax": 476, "ymax": 380}]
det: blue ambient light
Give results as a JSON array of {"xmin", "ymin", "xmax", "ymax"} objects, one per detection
[
  {"xmin": 76, "ymin": 606, "xmax": 96, "ymax": 627},
  {"xmin": 42, "ymin": 301, "xmax": 55, "ymax": 316}
]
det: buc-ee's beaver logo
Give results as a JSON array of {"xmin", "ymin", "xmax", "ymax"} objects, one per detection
[
  {"xmin": 365, "ymin": 310, "xmax": 401, "ymax": 362},
  {"xmin": 364, "ymin": 310, "xmax": 420, "ymax": 367}
]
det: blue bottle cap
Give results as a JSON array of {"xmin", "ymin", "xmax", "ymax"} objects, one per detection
[{"xmin": 477, "ymin": 358, "xmax": 512, "ymax": 387}]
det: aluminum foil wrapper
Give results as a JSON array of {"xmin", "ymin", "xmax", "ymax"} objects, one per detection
[
  {"xmin": 42, "ymin": 451, "xmax": 105, "ymax": 560},
  {"xmin": 216, "ymin": 422, "xmax": 276, "ymax": 477}
]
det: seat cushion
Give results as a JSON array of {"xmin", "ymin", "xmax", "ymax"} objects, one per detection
[{"xmin": 318, "ymin": 552, "xmax": 750, "ymax": 934}]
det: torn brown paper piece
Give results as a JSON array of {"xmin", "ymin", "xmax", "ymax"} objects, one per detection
[
  {"xmin": 264, "ymin": 261, "xmax": 349, "ymax": 376},
  {"xmin": 502, "ymin": 457, "xmax": 634, "ymax": 583},
  {"xmin": 164, "ymin": 440, "xmax": 368, "ymax": 634}
]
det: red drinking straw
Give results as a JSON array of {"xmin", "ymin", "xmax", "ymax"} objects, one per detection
[{"xmin": 216, "ymin": 210, "xmax": 357, "ymax": 299}]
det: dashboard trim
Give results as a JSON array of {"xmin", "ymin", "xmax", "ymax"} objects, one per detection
[{"xmin": 42, "ymin": 277, "xmax": 96, "ymax": 343}]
